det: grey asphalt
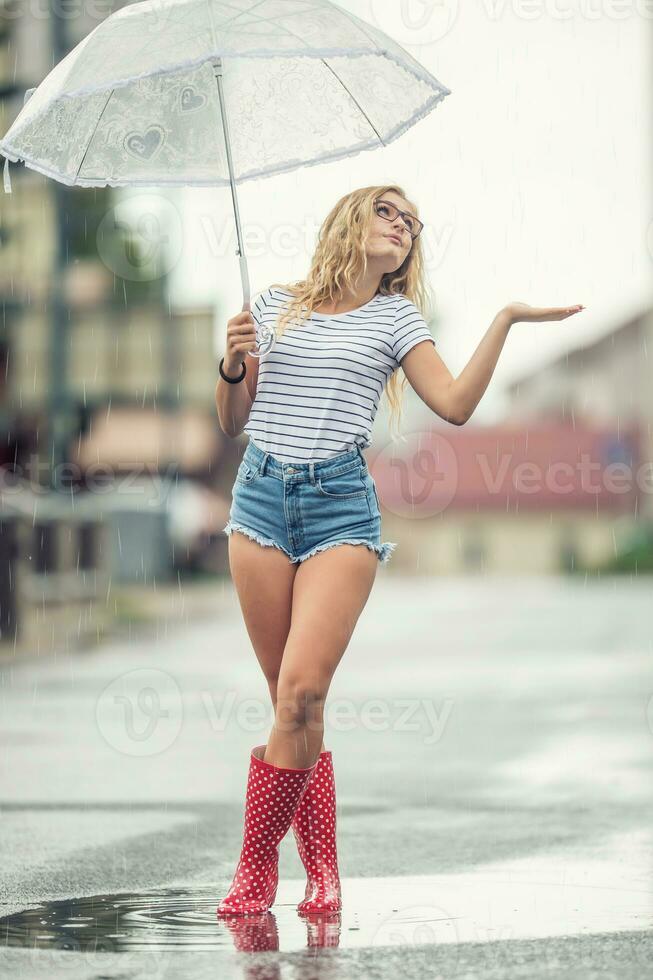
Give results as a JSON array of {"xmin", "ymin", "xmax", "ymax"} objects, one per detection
[{"xmin": 1, "ymin": 574, "xmax": 651, "ymax": 979}]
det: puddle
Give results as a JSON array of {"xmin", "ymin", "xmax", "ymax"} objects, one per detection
[
  {"xmin": 0, "ymin": 886, "xmax": 343, "ymax": 954},
  {"xmin": 1, "ymin": 850, "xmax": 651, "ymax": 956}
]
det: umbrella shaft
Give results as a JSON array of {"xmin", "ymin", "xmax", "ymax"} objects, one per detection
[{"xmin": 213, "ymin": 60, "xmax": 250, "ymax": 307}]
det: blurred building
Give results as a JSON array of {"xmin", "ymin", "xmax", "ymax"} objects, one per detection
[
  {"xmin": 505, "ymin": 305, "xmax": 653, "ymax": 518},
  {"xmin": 0, "ymin": 4, "xmax": 225, "ymax": 473},
  {"xmin": 372, "ymin": 422, "xmax": 639, "ymax": 575},
  {"xmin": 0, "ymin": 4, "xmax": 234, "ymax": 599},
  {"xmin": 372, "ymin": 307, "xmax": 653, "ymax": 575}
]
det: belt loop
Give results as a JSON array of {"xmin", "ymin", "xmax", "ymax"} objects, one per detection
[
  {"xmin": 260, "ymin": 452, "xmax": 269, "ymax": 476},
  {"xmin": 308, "ymin": 461, "xmax": 315, "ymax": 485},
  {"xmin": 355, "ymin": 442, "xmax": 365, "ymax": 464}
]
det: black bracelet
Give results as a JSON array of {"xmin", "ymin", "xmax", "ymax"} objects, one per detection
[{"xmin": 219, "ymin": 356, "xmax": 246, "ymax": 383}]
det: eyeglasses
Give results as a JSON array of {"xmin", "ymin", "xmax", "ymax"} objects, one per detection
[{"xmin": 373, "ymin": 198, "xmax": 424, "ymax": 240}]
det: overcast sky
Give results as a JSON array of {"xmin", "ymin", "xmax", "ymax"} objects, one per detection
[{"xmin": 165, "ymin": 0, "xmax": 651, "ymax": 422}]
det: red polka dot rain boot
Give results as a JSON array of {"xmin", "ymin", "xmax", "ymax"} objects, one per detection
[
  {"xmin": 291, "ymin": 749, "xmax": 342, "ymax": 914},
  {"xmin": 217, "ymin": 744, "xmax": 319, "ymax": 916}
]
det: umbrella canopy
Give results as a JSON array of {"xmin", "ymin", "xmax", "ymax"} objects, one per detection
[
  {"xmin": 0, "ymin": 0, "xmax": 451, "ymax": 342},
  {"xmin": 0, "ymin": 0, "xmax": 451, "ymax": 190}
]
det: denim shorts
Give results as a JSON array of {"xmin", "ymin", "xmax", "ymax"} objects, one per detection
[{"xmin": 222, "ymin": 439, "xmax": 397, "ymax": 565}]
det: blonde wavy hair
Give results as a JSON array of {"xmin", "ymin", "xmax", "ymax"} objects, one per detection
[{"xmin": 268, "ymin": 184, "xmax": 435, "ymax": 440}]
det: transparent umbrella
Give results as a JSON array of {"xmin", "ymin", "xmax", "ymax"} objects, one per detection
[{"xmin": 0, "ymin": 0, "xmax": 451, "ymax": 354}]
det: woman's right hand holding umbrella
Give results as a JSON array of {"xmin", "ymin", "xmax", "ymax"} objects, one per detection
[{"xmin": 223, "ymin": 302, "xmax": 258, "ymax": 375}]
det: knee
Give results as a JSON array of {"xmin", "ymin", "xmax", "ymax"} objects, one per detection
[
  {"xmin": 267, "ymin": 674, "xmax": 279, "ymax": 703},
  {"xmin": 275, "ymin": 677, "xmax": 326, "ymax": 729}
]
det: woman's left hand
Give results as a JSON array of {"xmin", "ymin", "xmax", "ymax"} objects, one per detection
[{"xmin": 504, "ymin": 302, "xmax": 586, "ymax": 325}]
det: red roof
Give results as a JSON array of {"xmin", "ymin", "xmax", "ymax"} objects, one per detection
[{"xmin": 369, "ymin": 422, "xmax": 641, "ymax": 515}]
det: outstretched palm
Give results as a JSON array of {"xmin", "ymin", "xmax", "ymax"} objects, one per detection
[{"xmin": 507, "ymin": 302, "xmax": 585, "ymax": 324}]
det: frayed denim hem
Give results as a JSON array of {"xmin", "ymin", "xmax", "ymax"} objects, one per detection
[
  {"xmin": 222, "ymin": 521, "xmax": 295, "ymax": 561},
  {"xmin": 295, "ymin": 538, "xmax": 399, "ymax": 565},
  {"xmin": 223, "ymin": 522, "xmax": 398, "ymax": 565}
]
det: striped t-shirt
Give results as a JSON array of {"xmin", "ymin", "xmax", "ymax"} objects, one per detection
[{"xmin": 243, "ymin": 285, "xmax": 436, "ymax": 462}]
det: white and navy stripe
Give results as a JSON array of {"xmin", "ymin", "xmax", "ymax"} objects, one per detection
[{"xmin": 243, "ymin": 285, "xmax": 436, "ymax": 463}]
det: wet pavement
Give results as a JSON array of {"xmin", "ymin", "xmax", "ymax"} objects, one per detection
[{"xmin": 0, "ymin": 574, "xmax": 651, "ymax": 978}]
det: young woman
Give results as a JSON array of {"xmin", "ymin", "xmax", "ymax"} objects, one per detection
[{"xmin": 214, "ymin": 185, "xmax": 584, "ymax": 917}]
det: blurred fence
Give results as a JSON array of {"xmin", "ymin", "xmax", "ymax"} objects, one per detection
[{"xmin": 0, "ymin": 501, "xmax": 111, "ymax": 656}]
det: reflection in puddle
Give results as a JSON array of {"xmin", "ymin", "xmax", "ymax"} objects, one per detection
[
  {"xmin": 2, "ymin": 849, "xmax": 650, "ymax": 959},
  {"xmin": 0, "ymin": 886, "xmax": 342, "ymax": 954}
]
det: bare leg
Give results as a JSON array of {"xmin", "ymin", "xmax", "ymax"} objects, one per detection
[
  {"xmin": 227, "ymin": 532, "xmax": 328, "ymax": 752},
  {"xmin": 265, "ymin": 543, "xmax": 378, "ymax": 769}
]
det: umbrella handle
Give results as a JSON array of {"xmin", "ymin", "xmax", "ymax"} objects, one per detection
[
  {"xmin": 213, "ymin": 59, "xmax": 250, "ymax": 309},
  {"xmin": 2, "ymin": 155, "xmax": 11, "ymax": 195}
]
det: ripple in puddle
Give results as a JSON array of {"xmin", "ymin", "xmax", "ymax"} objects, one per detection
[{"xmin": 0, "ymin": 885, "xmax": 343, "ymax": 955}]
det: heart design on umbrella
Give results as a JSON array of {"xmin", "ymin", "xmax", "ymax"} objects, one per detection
[
  {"xmin": 123, "ymin": 125, "xmax": 166, "ymax": 160},
  {"xmin": 179, "ymin": 85, "xmax": 207, "ymax": 113}
]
